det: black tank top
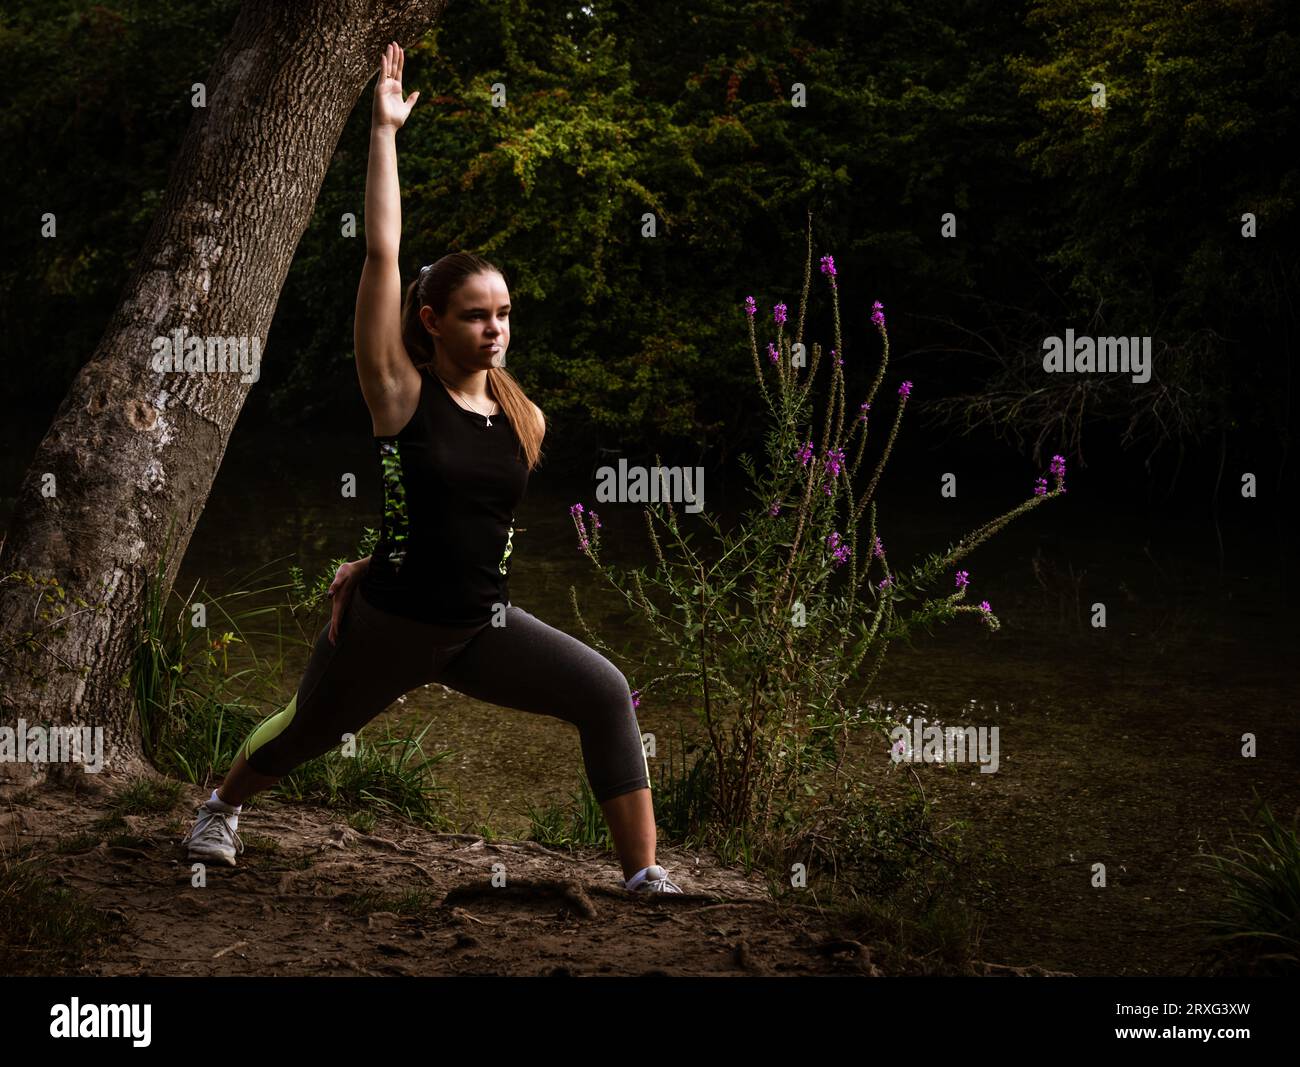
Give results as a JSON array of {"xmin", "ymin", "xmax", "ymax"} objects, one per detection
[{"xmin": 359, "ymin": 367, "xmax": 529, "ymax": 625}]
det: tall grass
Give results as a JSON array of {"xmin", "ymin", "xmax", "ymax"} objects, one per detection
[
  {"xmin": 132, "ymin": 518, "xmax": 294, "ymax": 783},
  {"xmin": 1193, "ymin": 792, "xmax": 1300, "ymax": 976},
  {"xmin": 273, "ymin": 719, "xmax": 460, "ymax": 831},
  {"xmin": 524, "ymin": 773, "xmax": 611, "ymax": 851}
]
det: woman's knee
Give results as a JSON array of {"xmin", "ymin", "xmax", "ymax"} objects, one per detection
[{"xmin": 586, "ymin": 656, "xmax": 637, "ymax": 718}]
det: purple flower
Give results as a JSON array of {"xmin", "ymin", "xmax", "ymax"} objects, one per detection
[
  {"xmin": 767, "ymin": 341, "xmax": 779, "ymax": 365},
  {"xmin": 878, "ymin": 576, "xmax": 894, "ymax": 591},
  {"xmin": 979, "ymin": 600, "xmax": 991, "ymax": 613},
  {"xmin": 955, "ymin": 570, "xmax": 970, "ymax": 589},
  {"xmin": 872, "ymin": 536, "xmax": 884, "ymax": 559},
  {"xmin": 591, "ymin": 511, "xmax": 601, "ymax": 530},
  {"xmin": 858, "ymin": 401, "xmax": 871, "ymax": 422},
  {"xmin": 768, "ymin": 501, "xmax": 781, "ymax": 517},
  {"xmin": 796, "ymin": 440, "xmax": 814, "ymax": 466},
  {"xmin": 774, "ymin": 302, "xmax": 787, "ymax": 325},
  {"xmin": 871, "ymin": 300, "xmax": 886, "ymax": 328},
  {"xmin": 630, "ymin": 689, "xmax": 641, "ymax": 709},
  {"xmin": 825, "ymin": 531, "xmax": 850, "ymax": 566},
  {"xmin": 1050, "ymin": 453, "xmax": 1067, "ymax": 493},
  {"xmin": 570, "ymin": 502, "xmax": 592, "ymax": 552},
  {"xmin": 744, "ymin": 296, "xmax": 756, "ymax": 317},
  {"xmin": 898, "ymin": 380, "xmax": 912, "ymax": 398},
  {"xmin": 819, "ymin": 254, "xmax": 836, "ymax": 278},
  {"xmin": 822, "ymin": 447, "xmax": 846, "ymax": 497}
]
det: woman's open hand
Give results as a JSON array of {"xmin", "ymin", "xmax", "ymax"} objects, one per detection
[
  {"xmin": 372, "ymin": 41, "xmax": 419, "ymax": 130},
  {"xmin": 327, "ymin": 557, "xmax": 369, "ymax": 645}
]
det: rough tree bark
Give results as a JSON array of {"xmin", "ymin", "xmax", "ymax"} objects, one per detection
[{"xmin": 0, "ymin": 0, "xmax": 448, "ymax": 793}]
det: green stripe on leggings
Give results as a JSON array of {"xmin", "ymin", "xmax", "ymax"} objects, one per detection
[{"xmin": 240, "ymin": 693, "xmax": 299, "ymax": 764}]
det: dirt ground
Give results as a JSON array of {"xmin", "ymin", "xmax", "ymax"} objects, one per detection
[{"xmin": 0, "ymin": 769, "xmax": 1067, "ymax": 978}]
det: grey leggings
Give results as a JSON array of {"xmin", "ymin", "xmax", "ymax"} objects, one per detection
[{"xmin": 239, "ymin": 588, "xmax": 651, "ymax": 803}]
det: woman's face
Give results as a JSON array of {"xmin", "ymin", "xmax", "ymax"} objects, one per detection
[{"xmin": 422, "ymin": 271, "xmax": 510, "ymax": 372}]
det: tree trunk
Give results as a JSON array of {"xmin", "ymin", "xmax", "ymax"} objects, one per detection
[{"xmin": 0, "ymin": 0, "xmax": 447, "ymax": 793}]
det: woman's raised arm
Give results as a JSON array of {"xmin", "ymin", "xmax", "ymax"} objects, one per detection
[{"xmin": 354, "ymin": 42, "xmax": 421, "ymax": 427}]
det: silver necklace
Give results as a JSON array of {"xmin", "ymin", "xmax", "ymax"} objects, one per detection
[{"xmin": 438, "ymin": 373, "xmax": 497, "ymax": 426}]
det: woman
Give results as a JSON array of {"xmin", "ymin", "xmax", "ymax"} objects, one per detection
[{"xmin": 182, "ymin": 42, "xmax": 682, "ymax": 895}]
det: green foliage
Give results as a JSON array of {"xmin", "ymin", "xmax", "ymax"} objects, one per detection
[
  {"xmin": 1010, "ymin": 0, "xmax": 1297, "ymax": 331},
  {"xmin": 524, "ymin": 772, "xmax": 612, "ymax": 851},
  {"xmin": 0, "ymin": 567, "xmax": 104, "ymax": 692},
  {"xmin": 271, "ymin": 718, "xmax": 459, "ymax": 832},
  {"xmin": 104, "ymin": 775, "xmax": 184, "ymax": 817},
  {"xmin": 287, "ymin": 525, "xmax": 379, "ymax": 616},
  {"xmin": 132, "ymin": 519, "xmax": 291, "ymax": 775},
  {"xmin": 1193, "ymin": 791, "xmax": 1300, "ymax": 976},
  {"xmin": 4, "ymin": 0, "xmax": 1292, "ymax": 469},
  {"xmin": 967, "ymin": 0, "xmax": 1300, "ymax": 456},
  {"xmin": 792, "ymin": 776, "xmax": 976, "ymax": 904},
  {"xmin": 635, "ymin": 724, "xmax": 720, "ymax": 849}
]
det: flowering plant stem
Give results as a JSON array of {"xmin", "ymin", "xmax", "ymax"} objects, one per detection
[{"xmin": 568, "ymin": 212, "xmax": 1065, "ymax": 835}]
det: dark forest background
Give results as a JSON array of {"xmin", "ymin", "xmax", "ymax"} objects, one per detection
[{"xmin": 2, "ymin": 0, "xmax": 1295, "ymax": 516}]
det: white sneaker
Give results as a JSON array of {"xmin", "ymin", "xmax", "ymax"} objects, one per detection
[
  {"xmin": 626, "ymin": 865, "xmax": 683, "ymax": 893},
  {"xmin": 181, "ymin": 801, "xmax": 245, "ymax": 867}
]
